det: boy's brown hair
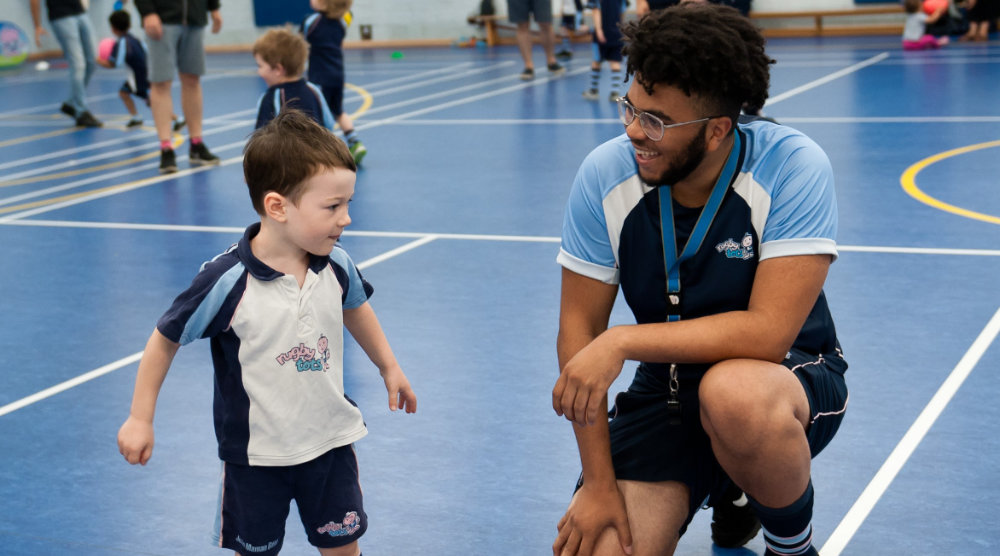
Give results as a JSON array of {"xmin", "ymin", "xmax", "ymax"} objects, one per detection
[
  {"xmin": 314, "ymin": 0, "xmax": 353, "ymax": 19},
  {"xmin": 243, "ymin": 109, "xmax": 356, "ymax": 215},
  {"xmin": 252, "ymin": 28, "xmax": 308, "ymax": 79}
]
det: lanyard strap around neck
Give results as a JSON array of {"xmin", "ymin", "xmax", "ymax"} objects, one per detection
[{"xmin": 658, "ymin": 131, "xmax": 742, "ymax": 322}]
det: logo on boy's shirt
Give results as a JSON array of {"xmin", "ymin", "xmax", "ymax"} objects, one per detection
[
  {"xmin": 274, "ymin": 335, "xmax": 331, "ymax": 372},
  {"xmin": 317, "ymin": 511, "xmax": 362, "ymax": 537},
  {"xmin": 715, "ymin": 232, "xmax": 755, "ymax": 261}
]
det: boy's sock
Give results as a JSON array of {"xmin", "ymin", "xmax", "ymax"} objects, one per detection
[
  {"xmin": 589, "ymin": 67, "xmax": 601, "ymax": 92},
  {"xmin": 749, "ymin": 481, "xmax": 817, "ymax": 556},
  {"xmin": 343, "ymin": 128, "xmax": 359, "ymax": 146},
  {"xmin": 610, "ymin": 67, "xmax": 623, "ymax": 98},
  {"xmin": 160, "ymin": 139, "xmax": 172, "ymax": 151}
]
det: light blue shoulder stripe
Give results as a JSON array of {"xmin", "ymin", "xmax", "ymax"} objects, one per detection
[
  {"xmin": 179, "ymin": 262, "xmax": 245, "ymax": 345},
  {"xmin": 112, "ymin": 37, "xmax": 127, "ymax": 68},
  {"xmin": 307, "ymin": 81, "xmax": 336, "ymax": 130},
  {"xmin": 328, "ymin": 246, "xmax": 368, "ymax": 309}
]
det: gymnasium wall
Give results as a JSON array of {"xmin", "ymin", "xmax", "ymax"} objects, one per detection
[{"xmin": 7, "ymin": 0, "xmax": 897, "ymax": 56}]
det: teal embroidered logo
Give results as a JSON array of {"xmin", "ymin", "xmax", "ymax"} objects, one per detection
[{"xmin": 716, "ymin": 233, "xmax": 755, "ymax": 260}]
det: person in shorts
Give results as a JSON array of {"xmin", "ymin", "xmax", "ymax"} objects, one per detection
[
  {"xmin": 507, "ymin": 0, "xmax": 566, "ymax": 80},
  {"xmin": 551, "ymin": 5, "xmax": 848, "ymax": 556}
]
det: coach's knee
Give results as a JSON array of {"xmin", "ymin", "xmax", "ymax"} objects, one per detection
[{"xmin": 699, "ymin": 360, "xmax": 779, "ymax": 451}]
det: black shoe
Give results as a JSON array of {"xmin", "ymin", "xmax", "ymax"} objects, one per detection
[
  {"xmin": 172, "ymin": 118, "xmax": 186, "ymax": 132},
  {"xmin": 547, "ymin": 62, "xmax": 566, "ymax": 77},
  {"xmin": 126, "ymin": 118, "xmax": 143, "ymax": 128},
  {"xmin": 519, "ymin": 67, "xmax": 534, "ymax": 81},
  {"xmin": 711, "ymin": 483, "xmax": 761, "ymax": 548},
  {"xmin": 189, "ymin": 142, "xmax": 220, "ymax": 166},
  {"xmin": 159, "ymin": 149, "xmax": 178, "ymax": 174},
  {"xmin": 75, "ymin": 111, "xmax": 103, "ymax": 128},
  {"xmin": 60, "ymin": 102, "xmax": 76, "ymax": 118},
  {"xmin": 555, "ymin": 48, "xmax": 573, "ymax": 61}
]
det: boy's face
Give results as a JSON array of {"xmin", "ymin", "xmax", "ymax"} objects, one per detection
[
  {"xmin": 254, "ymin": 54, "xmax": 284, "ymax": 87},
  {"xmin": 284, "ymin": 166, "xmax": 356, "ymax": 257}
]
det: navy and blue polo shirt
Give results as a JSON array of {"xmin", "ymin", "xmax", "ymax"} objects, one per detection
[
  {"xmin": 255, "ymin": 78, "xmax": 336, "ymax": 130},
  {"xmin": 156, "ymin": 223, "xmax": 373, "ymax": 466},
  {"xmin": 557, "ymin": 121, "xmax": 841, "ymax": 377},
  {"xmin": 302, "ymin": 11, "xmax": 351, "ymax": 87},
  {"xmin": 109, "ymin": 33, "xmax": 150, "ymax": 96}
]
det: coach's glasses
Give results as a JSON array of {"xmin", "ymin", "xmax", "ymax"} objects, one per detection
[{"xmin": 615, "ymin": 96, "xmax": 724, "ymax": 142}]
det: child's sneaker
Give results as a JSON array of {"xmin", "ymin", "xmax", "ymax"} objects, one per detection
[
  {"xmin": 555, "ymin": 48, "xmax": 573, "ymax": 60},
  {"xmin": 548, "ymin": 62, "xmax": 566, "ymax": 77},
  {"xmin": 189, "ymin": 142, "xmax": 221, "ymax": 166},
  {"xmin": 126, "ymin": 117, "xmax": 143, "ymax": 128},
  {"xmin": 519, "ymin": 67, "xmax": 534, "ymax": 81},
  {"xmin": 159, "ymin": 149, "xmax": 178, "ymax": 174},
  {"xmin": 60, "ymin": 102, "xmax": 76, "ymax": 118},
  {"xmin": 582, "ymin": 88, "xmax": 599, "ymax": 101},
  {"xmin": 172, "ymin": 117, "xmax": 187, "ymax": 132},
  {"xmin": 349, "ymin": 140, "xmax": 367, "ymax": 165}
]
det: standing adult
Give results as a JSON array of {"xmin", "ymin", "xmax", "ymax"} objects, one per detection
[
  {"xmin": 29, "ymin": 0, "xmax": 103, "ymax": 127},
  {"xmin": 507, "ymin": 0, "xmax": 566, "ymax": 80},
  {"xmin": 551, "ymin": 5, "xmax": 848, "ymax": 556},
  {"xmin": 134, "ymin": 0, "xmax": 223, "ymax": 173}
]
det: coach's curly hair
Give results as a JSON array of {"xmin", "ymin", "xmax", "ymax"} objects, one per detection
[{"xmin": 622, "ymin": 4, "xmax": 775, "ymax": 119}]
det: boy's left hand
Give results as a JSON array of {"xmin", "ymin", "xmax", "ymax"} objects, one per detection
[{"xmin": 381, "ymin": 367, "xmax": 417, "ymax": 413}]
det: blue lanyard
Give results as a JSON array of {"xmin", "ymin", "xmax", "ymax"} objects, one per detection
[{"xmin": 658, "ymin": 131, "xmax": 742, "ymax": 322}]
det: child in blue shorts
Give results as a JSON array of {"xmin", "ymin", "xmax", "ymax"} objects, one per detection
[
  {"xmin": 302, "ymin": 0, "xmax": 367, "ymax": 165},
  {"xmin": 582, "ymin": 0, "xmax": 626, "ymax": 102},
  {"xmin": 117, "ymin": 109, "xmax": 417, "ymax": 556},
  {"xmin": 95, "ymin": 10, "xmax": 183, "ymax": 131},
  {"xmin": 252, "ymin": 28, "xmax": 337, "ymax": 131}
]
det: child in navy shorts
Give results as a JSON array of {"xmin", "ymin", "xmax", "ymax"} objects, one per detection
[
  {"xmin": 117, "ymin": 109, "xmax": 417, "ymax": 556},
  {"xmin": 582, "ymin": 0, "xmax": 625, "ymax": 102},
  {"xmin": 96, "ymin": 10, "xmax": 183, "ymax": 131}
]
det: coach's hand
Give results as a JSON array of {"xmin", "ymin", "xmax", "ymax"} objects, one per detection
[
  {"xmin": 553, "ymin": 481, "xmax": 633, "ymax": 556},
  {"xmin": 553, "ymin": 331, "xmax": 625, "ymax": 426}
]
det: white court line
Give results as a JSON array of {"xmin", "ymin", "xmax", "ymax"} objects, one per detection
[
  {"xmin": 0, "ymin": 235, "xmax": 441, "ymax": 418},
  {"xmin": 766, "ymin": 52, "xmax": 890, "ymax": 107},
  {"xmin": 820, "ymin": 306, "xmax": 1000, "ymax": 556},
  {"xmin": 6, "ymin": 221, "xmax": 1000, "ymax": 257}
]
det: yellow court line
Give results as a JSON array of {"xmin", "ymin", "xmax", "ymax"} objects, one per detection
[
  {"xmin": 900, "ymin": 139, "xmax": 1000, "ymax": 226},
  {"xmin": 345, "ymin": 82, "xmax": 373, "ymax": 119},
  {"xmin": 0, "ymin": 127, "xmax": 80, "ymax": 148},
  {"xmin": 0, "ymin": 133, "xmax": 184, "ymax": 188}
]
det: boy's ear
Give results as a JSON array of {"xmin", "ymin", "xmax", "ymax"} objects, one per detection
[{"xmin": 263, "ymin": 191, "xmax": 289, "ymax": 222}]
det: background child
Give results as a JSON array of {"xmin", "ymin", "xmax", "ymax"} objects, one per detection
[
  {"xmin": 903, "ymin": 0, "xmax": 950, "ymax": 50},
  {"xmin": 252, "ymin": 27, "xmax": 337, "ymax": 130},
  {"xmin": 96, "ymin": 10, "xmax": 184, "ymax": 130},
  {"xmin": 582, "ymin": 0, "xmax": 625, "ymax": 102},
  {"xmin": 117, "ymin": 109, "xmax": 417, "ymax": 556},
  {"xmin": 302, "ymin": 0, "xmax": 367, "ymax": 165},
  {"xmin": 556, "ymin": 0, "xmax": 586, "ymax": 61}
]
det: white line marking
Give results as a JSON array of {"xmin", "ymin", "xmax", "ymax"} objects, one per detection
[
  {"xmin": 820, "ymin": 306, "xmax": 1000, "ymax": 556},
  {"xmin": 767, "ymin": 52, "xmax": 890, "ymax": 107},
  {"xmin": 0, "ymin": 352, "xmax": 144, "ymax": 417}
]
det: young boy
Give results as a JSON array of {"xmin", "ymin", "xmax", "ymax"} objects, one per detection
[
  {"xmin": 96, "ymin": 10, "xmax": 184, "ymax": 131},
  {"xmin": 302, "ymin": 0, "xmax": 367, "ymax": 165},
  {"xmin": 582, "ymin": 0, "xmax": 626, "ymax": 102},
  {"xmin": 253, "ymin": 28, "xmax": 337, "ymax": 130},
  {"xmin": 117, "ymin": 109, "xmax": 417, "ymax": 556},
  {"xmin": 556, "ymin": 0, "xmax": 586, "ymax": 60}
]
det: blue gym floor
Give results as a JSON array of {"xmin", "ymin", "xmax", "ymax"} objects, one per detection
[{"xmin": 1, "ymin": 34, "xmax": 998, "ymax": 555}]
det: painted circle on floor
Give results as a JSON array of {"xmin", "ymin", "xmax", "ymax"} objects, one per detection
[{"xmin": 901, "ymin": 139, "xmax": 1000, "ymax": 225}]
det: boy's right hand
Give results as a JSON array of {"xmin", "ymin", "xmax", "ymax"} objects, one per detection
[{"xmin": 117, "ymin": 416, "xmax": 155, "ymax": 465}]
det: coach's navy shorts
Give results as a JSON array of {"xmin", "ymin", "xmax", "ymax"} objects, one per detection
[
  {"xmin": 214, "ymin": 445, "xmax": 367, "ymax": 556},
  {"xmin": 590, "ymin": 41, "xmax": 623, "ymax": 63},
  {"xmin": 581, "ymin": 346, "xmax": 848, "ymax": 533}
]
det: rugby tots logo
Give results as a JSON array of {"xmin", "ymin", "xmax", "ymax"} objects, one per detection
[
  {"xmin": 317, "ymin": 511, "xmax": 362, "ymax": 537},
  {"xmin": 274, "ymin": 335, "xmax": 331, "ymax": 372},
  {"xmin": 716, "ymin": 233, "xmax": 755, "ymax": 260}
]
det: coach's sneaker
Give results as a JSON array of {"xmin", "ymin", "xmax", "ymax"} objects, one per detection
[
  {"xmin": 189, "ymin": 142, "xmax": 221, "ymax": 166},
  {"xmin": 349, "ymin": 140, "xmax": 367, "ymax": 165},
  {"xmin": 711, "ymin": 483, "xmax": 761, "ymax": 548},
  {"xmin": 159, "ymin": 148, "xmax": 178, "ymax": 174},
  {"xmin": 75, "ymin": 111, "xmax": 103, "ymax": 128}
]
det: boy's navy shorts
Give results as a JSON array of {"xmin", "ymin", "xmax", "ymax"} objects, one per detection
[
  {"xmin": 578, "ymin": 346, "xmax": 848, "ymax": 532},
  {"xmin": 319, "ymin": 82, "xmax": 345, "ymax": 119},
  {"xmin": 213, "ymin": 445, "xmax": 367, "ymax": 556}
]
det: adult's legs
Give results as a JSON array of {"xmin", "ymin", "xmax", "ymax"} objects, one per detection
[
  {"xmin": 49, "ymin": 15, "xmax": 88, "ymax": 113},
  {"xmin": 515, "ymin": 21, "xmax": 535, "ymax": 70},
  {"xmin": 537, "ymin": 22, "xmax": 558, "ymax": 66},
  {"xmin": 179, "ymin": 72, "xmax": 204, "ymax": 138},
  {"xmin": 150, "ymin": 80, "xmax": 175, "ymax": 143}
]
